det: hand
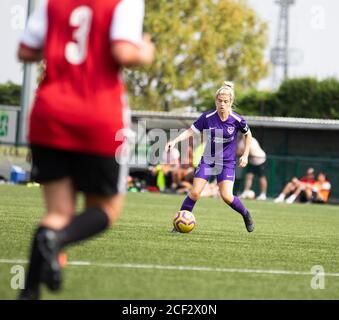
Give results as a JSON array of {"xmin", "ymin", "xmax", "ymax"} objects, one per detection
[
  {"xmin": 239, "ymin": 154, "xmax": 248, "ymax": 168},
  {"xmin": 165, "ymin": 140, "xmax": 176, "ymax": 152}
]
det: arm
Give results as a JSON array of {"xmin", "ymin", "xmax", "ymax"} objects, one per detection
[
  {"xmin": 239, "ymin": 131, "xmax": 252, "ymax": 168},
  {"xmin": 110, "ymin": 0, "xmax": 154, "ymax": 67},
  {"xmin": 17, "ymin": 46, "xmax": 43, "ymax": 63},
  {"xmin": 236, "ymin": 136, "xmax": 244, "ymax": 156},
  {"xmin": 17, "ymin": 1, "xmax": 47, "ymax": 63},
  {"xmin": 111, "ymin": 34, "xmax": 155, "ymax": 67},
  {"xmin": 165, "ymin": 128, "xmax": 194, "ymax": 151}
]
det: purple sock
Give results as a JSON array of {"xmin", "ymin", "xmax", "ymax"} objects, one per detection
[
  {"xmin": 229, "ymin": 196, "xmax": 248, "ymax": 217},
  {"xmin": 180, "ymin": 196, "xmax": 196, "ymax": 212}
]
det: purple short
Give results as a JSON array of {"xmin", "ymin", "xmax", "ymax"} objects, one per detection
[{"xmin": 194, "ymin": 159, "xmax": 235, "ymax": 183}]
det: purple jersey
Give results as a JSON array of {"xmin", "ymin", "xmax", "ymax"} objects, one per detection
[{"xmin": 191, "ymin": 109, "xmax": 250, "ymax": 167}]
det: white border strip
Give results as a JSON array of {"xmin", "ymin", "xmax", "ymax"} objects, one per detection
[
  {"xmin": 1, "ymin": 259, "xmax": 339, "ymax": 277},
  {"xmin": 190, "ymin": 124, "xmax": 201, "ymax": 135}
]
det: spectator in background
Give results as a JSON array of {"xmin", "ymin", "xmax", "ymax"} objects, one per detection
[
  {"xmin": 150, "ymin": 147, "xmax": 180, "ymax": 192},
  {"xmin": 192, "ymin": 142, "xmax": 206, "ymax": 168},
  {"xmin": 237, "ymin": 135, "xmax": 268, "ymax": 200},
  {"xmin": 200, "ymin": 178, "xmax": 219, "ymax": 198},
  {"xmin": 172, "ymin": 143, "xmax": 194, "ymax": 191},
  {"xmin": 175, "ymin": 170, "xmax": 195, "ymax": 195},
  {"xmin": 274, "ymin": 167, "xmax": 316, "ymax": 204},
  {"xmin": 305, "ymin": 172, "xmax": 331, "ymax": 204}
]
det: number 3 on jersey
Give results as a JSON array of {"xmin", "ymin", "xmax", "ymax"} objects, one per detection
[{"xmin": 65, "ymin": 6, "xmax": 92, "ymax": 65}]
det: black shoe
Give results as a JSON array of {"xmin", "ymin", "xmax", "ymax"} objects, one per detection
[
  {"xmin": 37, "ymin": 229, "xmax": 63, "ymax": 291},
  {"xmin": 19, "ymin": 227, "xmax": 45, "ymax": 300},
  {"xmin": 18, "ymin": 288, "xmax": 40, "ymax": 300},
  {"xmin": 243, "ymin": 211, "xmax": 255, "ymax": 232}
]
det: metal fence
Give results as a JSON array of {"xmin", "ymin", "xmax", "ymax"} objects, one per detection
[{"xmin": 235, "ymin": 155, "xmax": 339, "ymax": 203}]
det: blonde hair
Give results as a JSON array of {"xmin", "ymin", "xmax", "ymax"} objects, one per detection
[
  {"xmin": 215, "ymin": 81, "xmax": 235, "ymax": 100},
  {"xmin": 215, "ymin": 81, "xmax": 234, "ymax": 108}
]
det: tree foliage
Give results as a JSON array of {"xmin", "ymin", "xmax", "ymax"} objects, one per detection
[
  {"xmin": 237, "ymin": 78, "xmax": 339, "ymax": 119},
  {"xmin": 125, "ymin": 0, "xmax": 268, "ymax": 110},
  {"xmin": 194, "ymin": 77, "xmax": 339, "ymax": 119},
  {"xmin": 0, "ymin": 82, "xmax": 21, "ymax": 106},
  {"xmin": 1, "ymin": 77, "xmax": 339, "ymax": 119}
]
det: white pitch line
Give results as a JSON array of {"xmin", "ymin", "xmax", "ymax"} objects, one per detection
[{"xmin": 1, "ymin": 259, "xmax": 339, "ymax": 277}]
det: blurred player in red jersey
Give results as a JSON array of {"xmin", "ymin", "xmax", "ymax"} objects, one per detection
[{"xmin": 17, "ymin": 0, "xmax": 154, "ymax": 300}]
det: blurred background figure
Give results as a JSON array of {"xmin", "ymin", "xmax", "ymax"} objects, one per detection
[
  {"xmin": 200, "ymin": 178, "xmax": 219, "ymax": 198},
  {"xmin": 150, "ymin": 147, "xmax": 180, "ymax": 192},
  {"xmin": 171, "ymin": 142, "xmax": 194, "ymax": 191},
  {"xmin": 175, "ymin": 171, "xmax": 194, "ymax": 195},
  {"xmin": 274, "ymin": 167, "xmax": 315, "ymax": 204},
  {"xmin": 305, "ymin": 172, "xmax": 331, "ymax": 204},
  {"xmin": 237, "ymin": 135, "xmax": 268, "ymax": 200}
]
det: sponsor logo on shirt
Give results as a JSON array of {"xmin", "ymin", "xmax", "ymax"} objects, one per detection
[{"xmin": 212, "ymin": 136, "xmax": 234, "ymax": 143}]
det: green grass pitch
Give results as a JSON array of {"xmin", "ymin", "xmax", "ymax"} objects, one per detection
[{"xmin": 0, "ymin": 185, "xmax": 338, "ymax": 299}]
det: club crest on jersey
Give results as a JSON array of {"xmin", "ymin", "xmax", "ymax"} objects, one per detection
[{"xmin": 227, "ymin": 126, "xmax": 235, "ymax": 134}]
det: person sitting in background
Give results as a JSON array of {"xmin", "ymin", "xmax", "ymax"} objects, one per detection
[
  {"xmin": 175, "ymin": 170, "xmax": 195, "ymax": 195},
  {"xmin": 274, "ymin": 167, "xmax": 316, "ymax": 204},
  {"xmin": 304, "ymin": 172, "xmax": 331, "ymax": 204},
  {"xmin": 150, "ymin": 147, "xmax": 180, "ymax": 192},
  {"xmin": 200, "ymin": 178, "xmax": 219, "ymax": 198},
  {"xmin": 174, "ymin": 141, "xmax": 207, "ymax": 195},
  {"xmin": 192, "ymin": 141, "xmax": 206, "ymax": 168},
  {"xmin": 237, "ymin": 135, "xmax": 268, "ymax": 200},
  {"xmin": 171, "ymin": 143, "xmax": 194, "ymax": 191}
]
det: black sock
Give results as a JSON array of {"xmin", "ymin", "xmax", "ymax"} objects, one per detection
[{"xmin": 57, "ymin": 207, "xmax": 110, "ymax": 248}]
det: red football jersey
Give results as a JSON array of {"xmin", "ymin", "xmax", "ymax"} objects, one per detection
[
  {"xmin": 300, "ymin": 176, "xmax": 315, "ymax": 184},
  {"xmin": 21, "ymin": 0, "xmax": 144, "ymax": 156}
]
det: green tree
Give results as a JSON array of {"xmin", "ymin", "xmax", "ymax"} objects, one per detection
[
  {"xmin": 236, "ymin": 89, "xmax": 277, "ymax": 116},
  {"xmin": 231, "ymin": 78, "xmax": 339, "ymax": 119},
  {"xmin": 318, "ymin": 78, "xmax": 339, "ymax": 119},
  {"xmin": 0, "ymin": 82, "xmax": 21, "ymax": 106},
  {"xmin": 276, "ymin": 78, "xmax": 339, "ymax": 119},
  {"xmin": 275, "ymin": 78, "xmax": 320, "ymax": 117},
  {"xmin": 125, "ymin": 0, "xmax": 268, "ymax": 110}
]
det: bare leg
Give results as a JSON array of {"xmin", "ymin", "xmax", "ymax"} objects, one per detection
[
  {"xmin": 171, "ymin": 170, "xmax": 180, "ymax": 189},
  {"xmin": 244, "ymin": 172, "xmax": 254, "ymax": 191},
  {"xmin": 20, "ymin": 178, "xmax": 76, "ymax": 299},
  {"xmin": 176, "ymin": 181, "xmax": 192, "ymax": 195},
  {"xmin": 304, "ymin": 187, "xmax": 313, "ymax": 202},
  {"xmin": 40, "ymin": 178, "xmax": 76, "ymax": 229},
  {"xmin": 218, "ymin": 180, "xmax": 235, "ymax": 204},
  {"xmin": 256, "ymin": 176, "xmax": 268, "ymax": 200},
  {"xmin": 189, "ymin": 177, "xmax": 209, "ymax": 201},
  {"xmin": 259, "ymin": 176, "xmax": 268, "ymax": 194},
  {"xmin": 179, "ymin": 178, "xmax": 207, "ymax": 212},
  {"xmin": 85, "ymin": 193, "xmax": 124, "ymax": 226},
  {"xmin": 286, "ymin": 185, "xmax": 304, "ymax": 204},
  {"xmin": 275, "ymin": 180, "xmax": 297, "ymax": 203},
  {"xmin": 282, "ymin": 182, "xmax": 297, "ymax": 195}
]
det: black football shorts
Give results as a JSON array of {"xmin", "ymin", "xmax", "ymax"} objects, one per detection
[{"xmin": 30, "ymin": 144, "xmax": 128, "ymax": 196}]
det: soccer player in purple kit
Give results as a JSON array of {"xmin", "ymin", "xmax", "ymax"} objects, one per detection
[{"xmin": 166, "ymin": 81, "xmax": 255, "ymax": 232}]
